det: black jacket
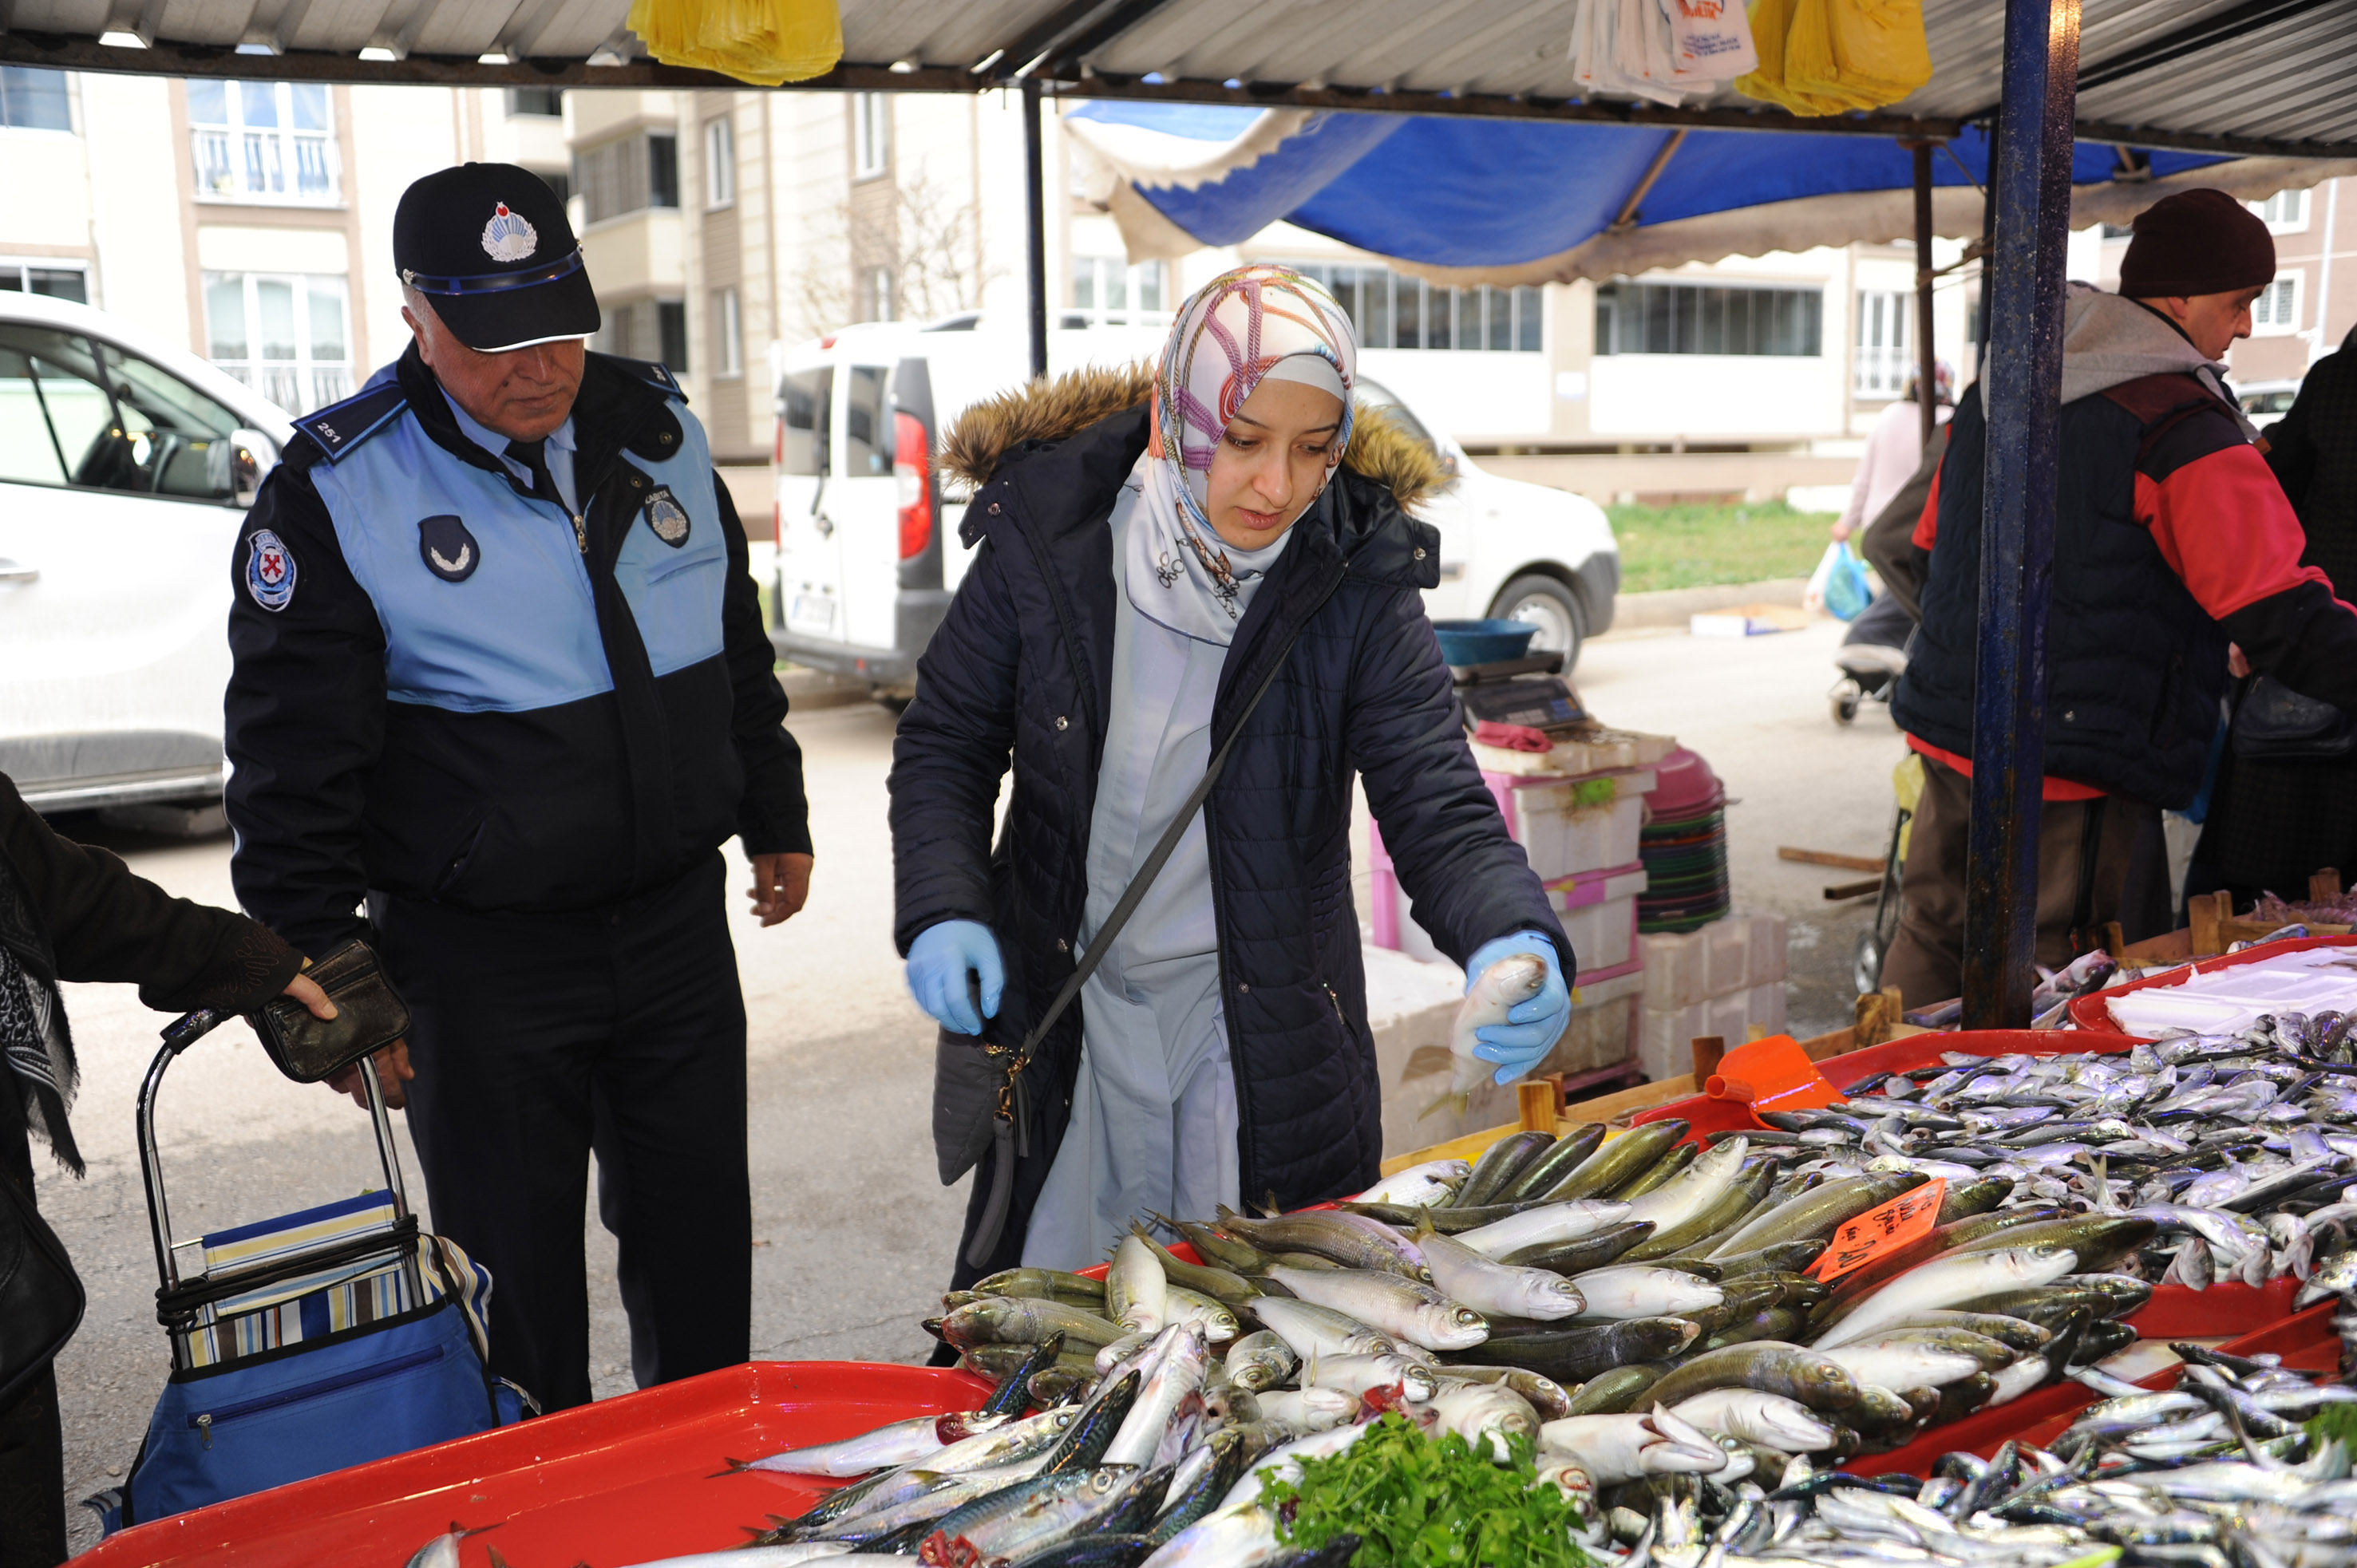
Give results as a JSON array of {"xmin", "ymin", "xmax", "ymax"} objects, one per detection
[
  {"xmin": 889, "ymin": 366, "xmax": 1567, "ymax": 1281},
  {"xmin": 224, "ymin": 349, "xmax": 808, "ymax": 954}
]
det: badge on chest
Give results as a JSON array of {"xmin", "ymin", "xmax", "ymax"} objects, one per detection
[
  {"xmin": 418, "ymin": 514, "xmax": 482, "ymax": 583},
  {"xmin": 643, "ymin": 485, "xmax": 690, "ymax": 547}
]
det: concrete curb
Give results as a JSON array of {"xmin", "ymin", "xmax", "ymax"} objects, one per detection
[{"xmin": 1607, "ymin": 576, "xmax": 1813, "ymax": 632}]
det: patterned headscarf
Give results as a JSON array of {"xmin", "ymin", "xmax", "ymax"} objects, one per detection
[{"xmin": 1142, "ymin": 264, "xmax": 1357, "ymax": 624}]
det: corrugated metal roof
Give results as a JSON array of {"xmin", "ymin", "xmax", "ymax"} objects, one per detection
[{"xmin": 3, "ymin": 0, "xmax": 2353, "ymax": 158}]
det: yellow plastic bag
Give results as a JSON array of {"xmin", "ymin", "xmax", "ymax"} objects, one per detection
[
  {"xmin": 1736, "ymin": 0, "xmax": 1930, "ymax": 115},
  {"xmin": 627, "ymin": 0, "xmax": 841, "ymax": 86}
]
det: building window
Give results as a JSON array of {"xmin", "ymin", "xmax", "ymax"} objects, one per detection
[
  {"xmin": 1593, "ymin": 279, "xmax": 1824, "ymax": 357},
  {"xmin": 0, "ymin": 67, "xmax": 72, "ymax": 131},
  {"xmin": 704, "ymin": 115, "xmax": 735, "ymax": 208},
  {"xmin": 188, "ymin": 80, "xmax": 338, "ymax": 204},
  {"xmin": 852, "ymin": 93, "xmax": 889, "ymax": 180},
  {"xmin": 1854, "ymin": 289, "xmax": 1910, "ymax": 397},
  {"xmin": 506, "ymin": 87, "xmax": 564, "ymax": 117},
  {"xmin": 1279, "ymin": 262, "xmax": 1541, "ymax": 352},
  {"xmin": 592, "ymin": 298, "xmax": 688, "ymax": 373},
  {"xmin": 2252, "ymin": 189, "xmax": 2308, "ymax": 234},
  {"xmin": 536, "ymin": 170, "xmax": 571, "ymax": 207},
  {"xmin": 1067, "ymin": 257, "xmax": 1168, "ymax": 326},
  {"xmin": 202, "ymin": 271, "xmax": 351, "ymax": 414},
  {"xmin": 2252, "ymin": 272, "xmax": 2301, "ymax": 334},
  {"xmin": 572, "ymin": 132, "xmax": 678, "ymax": 226},
  {"xmin": 0, "ymin": 262, "xmax": 88, "ymax": 303},
  {"xmin": 714, "ymin": 287, "xmax": 742, "ymax": 377},
  {"xmin": 860, "ymin": 266, "xmax": 895, "ymax": 322}
]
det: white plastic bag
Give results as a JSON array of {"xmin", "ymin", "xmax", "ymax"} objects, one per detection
[
  {"xmin": 1574, "ymin": 0, "xmax": 1759, "ymax": 105},
  {"xmin": 1663, "ymin": 0, "xmax": 1758, "ymax": 80}
]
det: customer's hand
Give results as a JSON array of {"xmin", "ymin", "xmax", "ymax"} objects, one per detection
[
  {"xmin": 326, "ymin": 1041, "xmax": 413, "ymax": 1111},
  {"xmin": 1464, "ymin": 933, "xmax": 1572, "ymax": 1086},
  {"xmin": 748, "ymin": 851, "xmax": 814, "ymax": 926},
  {"xmin": 908, "ymin": 919, "xmax": 1003, "ymax": 1037},
  {"xmin": 2228, "ymin": 642, "xmax": 2252, "ymax": 679}
]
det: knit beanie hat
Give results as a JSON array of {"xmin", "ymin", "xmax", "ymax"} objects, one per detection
[{"xmin": 2120, "ymin": 188, "xmax": 2276, "ymax": 298}]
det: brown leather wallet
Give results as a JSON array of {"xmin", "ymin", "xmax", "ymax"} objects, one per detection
[{"xmin": 249, "ymin": 938, "xmax": 412, "ymax": 1084}]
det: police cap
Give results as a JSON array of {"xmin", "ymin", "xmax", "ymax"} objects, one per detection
[{"xmin": 394, "ymin": 163, "xmax": 599, "ymax": 353}]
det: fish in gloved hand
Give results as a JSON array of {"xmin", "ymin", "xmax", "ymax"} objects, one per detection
[{"xmin": 1419, "ymin": 938, "xmax": 1569, "ymax": 1120}]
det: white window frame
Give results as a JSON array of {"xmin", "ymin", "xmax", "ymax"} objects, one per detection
[
  {"xmin": 860, "ymin": 266, "xmax": 896, "ymax": 322},
  {"xmin": 1853, "ymin": 288, "xmax": 1911, "ymax": 398},
  {"xmin": 0, "ymin": 259, "xmax": 89, "ymax": 303},
  {"xmin": 852, "ymin": 93, "xmax": 889, "ymax": 180},
  {"xmin": 201, "ymin": 270, "xmax": 354, "ymax": 414},
  {"xmin": 2251, "ymin": 189, "xmax": 2309, "ymax": 235},
  {"xmin": 714, "ymin": 287, "xmax": 742, "ymax": 377},
  {"xmin": 188, "ymin": 80, "xmax": 341, "ymax": 206},
  {"xmin": 703, "ymin": 113, "xmax": 734, "ymax": 209},
  {"xmin": 2252, "ymin": 271, "xmax": 2302, "ymax": 336},
  {"xmin": 1068, "ymin": 256, "xmax": 1172, "ymax": 328}
]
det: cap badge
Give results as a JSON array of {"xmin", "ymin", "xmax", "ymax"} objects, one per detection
[{"xmin": 481, "ymin": 202, "xmax": 539, "ymax": 264}]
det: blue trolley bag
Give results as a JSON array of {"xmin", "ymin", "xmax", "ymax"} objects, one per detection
[{"xmin": 118, "ymin": 1008, "xmax": 517, "ymax": 1527}]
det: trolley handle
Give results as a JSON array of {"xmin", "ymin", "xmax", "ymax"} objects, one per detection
[{"xmin": 138, "ymin": 1009, "xmax": 415, "ymax": 1299}]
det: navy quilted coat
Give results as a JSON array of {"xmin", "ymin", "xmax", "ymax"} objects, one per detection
[{"xmin": 889, "ymin": 383, "xmax": 1567, "ymax": 1284}]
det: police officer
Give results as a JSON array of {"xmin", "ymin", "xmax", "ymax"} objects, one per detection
[{"xmin": 223, "ymin": 164, "xmax": 813, "ymax": 1412}]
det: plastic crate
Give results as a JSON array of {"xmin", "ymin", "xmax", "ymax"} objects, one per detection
[
  {"xmin": 1548, "ymin": 863, "xmax": 1646, "ymax": 974},
  {"xmin": 76, "ymin": 1361, "xmax": 992, "ymax": 1568},
  {"xmin": 2067, "ymin": 933, "xmax": 2357, "ymax": 1033}
]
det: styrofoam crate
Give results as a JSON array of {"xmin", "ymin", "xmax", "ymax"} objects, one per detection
[
  {"xmin": 1640, "ymin": 930, "xmax": 1704, "ymax": 1012},
  {"xmin": 1557, "ymin": 895, "xmax": 1636, "ymax": 974},
  {"xmin": 1544, "ymin": 965, "xmax": 1643, "ymax": 1076},
  {"xmin": 1745, "ymin": 979, "xmax": 1788, "ymax": 1035},
  {"xmin": 1746, "ymin": 913, "xmax": 1790, "ymax": 985},
  {"xmin": 1702, "ymin": 918, "xmax": 1754, "ymax": 996},
  {"xmin": 1638, "ymin": 1000, "xmax": 1710, "ymax": 1081}
]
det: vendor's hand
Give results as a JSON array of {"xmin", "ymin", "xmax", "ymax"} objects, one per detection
[
  {"xmin": 748, "ymin": 851, "xmax": 814, "ymax": 926},
  {"xmin": 2228, "ymin": 642, "xmax": 2252, "ymax": 680},
  {"xmin": 326, "ymin": 1040, "xmax": 413, "ymax": 1112},
  {"xmin": 908, "ymin": 919, "xmax": 1003, "ymax": 1037},
  {"xmin": 1829, "ymin": 518, "xmax": 1854, "ymax": 543},
  {"xmin": 1465, "ymin": 933, "xmax": 1572, "ymax": 1086}
]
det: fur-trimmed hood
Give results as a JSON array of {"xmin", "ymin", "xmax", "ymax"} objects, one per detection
[{"xmin": 940, "ymin": 361, "xmax": 1447, "ymax": 511}]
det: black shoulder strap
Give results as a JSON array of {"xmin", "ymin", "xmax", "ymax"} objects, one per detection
[{"xmin": 963, "ymin": 592, "xmax": 1329, "ymax": 1266}]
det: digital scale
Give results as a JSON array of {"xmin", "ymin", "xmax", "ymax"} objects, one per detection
[{"xmin": 1449, "ymin": 651, "xmax": 1591, "ymax": 738}]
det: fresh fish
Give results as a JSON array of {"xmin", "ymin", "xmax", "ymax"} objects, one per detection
[
  {"xmin": 1566, "ymin": 1264, "xmax": 1723, "ymax": 1321},
  {"xmin": 1260, "ymin": 1265, "xmax": 1488, "ymax": 1352},
  {"xmin": 1297, "ymin": 1351, "xmax": 1440, "ymax": 1402},
  {"xmin": 1245, "ymin": 1297, "xmax": 1400, "ymax": 1363},
  {"xmin": 1666, "ymin": 1388, "xmax": 1837, "ymax": 1451},
  {"xmin": 401, "ymin": 1523, "xmax": 498, "ymax": 1568},
  {"xmin": 1421, "ymin": 952, "xmax": 1550, "ymax": 1120},
  {"xmin": 1223, "ymin": 1330, "xmax": 1298, "ymax": 1393},
  {"xmin": 1109, "ymin": 1234, "xmax": 1169, "ymax": 1336},
  {"xmin": 944, "ymin": 1295, "xmax": 1129, "ymax": 1350},
  {"xmin": 921, "ymin": 1466, "xmax": 1165, "ymax": 1565},
  {"xmin": 614, "ymin": 1546, "xmax": 856, "ymax": 1567},
  {"xmin": 1619, "ymin": 1136, "xmax": 1754, "ymax": 1238},
  {"xmin": 1137, "ymin": 1500, "xmax": 1279, "ymax": 1568},
  {"xmin": 726, "ymin": 1409, "xmax": 1010, "ymax": 1476},
  {"xmin": 1411, "ymin": 1217, "xmax": 1586, "ymax": 1320},
  {"xmin": 1104, "ymin": 1326, "xmax": 1208, "ymax": 1467},
  {"xmin": 1161, "ymin": 1285, "xmax": 1241, "ymax": 1343},
  {"xmin": 1414, "ymin": 1380, "xmax": 1539, "ymax": 1459},
  {"xmin": 1453, "ymin": 1199, "xmax": 1635, "ymax": 1258},
  {"xmin": 1216, "ymin": 1423, "xmax": 1375, "ymax": 1511},
  {"xmin": 1212, "ymin": 1207, "xmax": 1430, "ymax": 1280},
  {"xmin": 1248, "ymin": 1387, "xmax": 1356, "ymax": 1436},
  {"xmin": 1355, "ymin": 1158, "xmax": 1471, "ymax": 1203},
  {"xmin": 1815, "ymin": 1243, "xmax": 2081, "ymax": 1349},
  {"xmin": 1536, "ymin": 1406, "xmax": 1728, "ymax": 1485}
]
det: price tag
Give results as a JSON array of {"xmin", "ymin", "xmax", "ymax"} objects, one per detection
[{"xmin": 1805, "ymin": 1177, "xmax": 1946, "ymax": 1283}]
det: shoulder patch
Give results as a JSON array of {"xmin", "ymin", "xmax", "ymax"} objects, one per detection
[
  {"xmin": 244, "ymin": 528, "xmax": 297, "ymax": 611},
  {"xmin": 593, "ymin": 353, "xmax": 686, "ymax": 402},
  {"xmin": 294, "ymin": 382, "xmax": 409, "ymax": 464}
]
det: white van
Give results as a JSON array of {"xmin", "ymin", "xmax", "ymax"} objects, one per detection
[{"xmin": 768, "ymin": 314, "xmax": 1619, "ymax": 696}]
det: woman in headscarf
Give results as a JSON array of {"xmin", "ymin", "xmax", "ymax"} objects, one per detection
[{"xmin": 888, "ymin": 265, "xmax": 1573, "ymax": 1280}]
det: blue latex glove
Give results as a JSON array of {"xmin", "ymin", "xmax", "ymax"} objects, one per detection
[
  {"xmin": 1464, "ymin": 932, "xmax": 1572, "ymax": 1085},
  {"xmin": 907, "ymin": 919, "xmax": 1004, "ymax": 1037}
]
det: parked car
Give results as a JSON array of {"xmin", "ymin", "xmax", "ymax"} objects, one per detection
[
  {"xmin": 2236, "ymin": 377, "xmax": 2302, "ymax": 434},
  {"xmin": 0, "ymin": 291, "xmax": 290, "ymax": 814},
  {"xmin": 768, "ymin": 314, "xmax": 1619, "ymax": 698}
]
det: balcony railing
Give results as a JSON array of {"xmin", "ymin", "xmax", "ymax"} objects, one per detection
[
  {"xmin": 194, "ymin": 128, "xmax": 338, "ymax": 203},
  {"xmin": 216, "ymin": 362, "xmax": 353, "ymax": 417},
  {"xmin": 1853, "ymin": 342, "xmax": 1912, "ymax": 398}
]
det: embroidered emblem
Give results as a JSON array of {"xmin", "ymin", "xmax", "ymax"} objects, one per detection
[
  {"xmin": 245, "ymin": 529, "xmax": 295, "ymax": 611},
  {"xmin": 480, "ymin": 202, "xmax": 538, "ymax": 263},
  {"xmin": 643, "ymin": 486, "xmax": 690, "ymax": 547},
  {"xmin": 417, "ymin": 515, "xmax": 481, "ymax": 583}
]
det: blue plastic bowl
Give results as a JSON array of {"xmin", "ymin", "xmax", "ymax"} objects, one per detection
[{"xmin": 1432, "ymin": 618, "xmax": 1540, "ymax": 666}]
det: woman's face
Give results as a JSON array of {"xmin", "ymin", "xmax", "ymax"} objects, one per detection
[{"xmin": 1202, "ymin": 377, "xmax": 1345, "ymax": 551}]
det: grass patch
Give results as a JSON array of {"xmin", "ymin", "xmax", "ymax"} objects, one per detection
[{"xmin": 1608, "ymin": 499, "xmax": 1840, "ymax": 594}]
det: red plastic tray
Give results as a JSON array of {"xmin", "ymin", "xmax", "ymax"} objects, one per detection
[
  {"xmin": 1848, "ymin": 1289, "xmax": 2337, "ymax": 1475},
  {"xmin": 77, "ymin": 1361, "xmax": 991, "ymax": 1568},
  {"xmin": 2066, "ymin": 934, "xmax": 2357, "ymax": 1033},
  {"xmin": 1627, "ymin": 1029, "xmax": 2141, "ymax": 1144}
]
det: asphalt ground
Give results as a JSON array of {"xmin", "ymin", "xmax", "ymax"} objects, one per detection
[{"xmin": 36, "ymin": 611, "xmax": 1897, "ymax": 1550}]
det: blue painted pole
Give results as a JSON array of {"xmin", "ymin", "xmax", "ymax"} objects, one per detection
[{"xmin": 1961, "ymin": 0, "xmax": 2082, "ymax": 1029}]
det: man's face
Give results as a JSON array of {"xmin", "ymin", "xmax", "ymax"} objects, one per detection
[
  {"xmin": 402, "ymin": 295, "xmax": 584, "ymax": 442},
  {"xmin": 2147, "ymin": 286, "xmax": 2266, "ymax": 361}
]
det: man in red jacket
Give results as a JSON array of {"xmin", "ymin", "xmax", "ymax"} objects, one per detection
[{"xmin": 1884, "ymin": 188, "xmax": 2357, "ymax": 1007}]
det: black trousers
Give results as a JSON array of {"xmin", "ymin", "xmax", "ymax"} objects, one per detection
[
  {"xmin": 0, "ymin": 1076, "xmax": 66, "ymax": 1568},
  {"xmin": 374, "ymin": 853, "xmax": 751, "ymax": 1412}
]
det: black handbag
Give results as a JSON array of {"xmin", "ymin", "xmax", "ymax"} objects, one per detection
[
  {"xmin": 932, "ymin": 612, "xmax": 1321, "ymax": 1267},
  {"xmin": 0, "ymin": 1172, "xmax": 83, "ymax": 1409},
  {"xmin": 247, "ymin": 939, "xmax": 413, "ymax": 1084},
  {"xmin": 2231, "ymin": 674, "xmax": 2357, "ymax": 761}
]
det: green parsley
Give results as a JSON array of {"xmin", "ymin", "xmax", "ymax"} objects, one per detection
[
  {"xmin": 2307, "ymin": 1403, "xmax": 2357, "ymax": 1451},
  {"xmin": 1260, "ymin": 1414, "xmax": 1592, "ymax": 1568}
]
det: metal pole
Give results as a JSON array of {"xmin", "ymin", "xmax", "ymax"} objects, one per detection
[
  {"xmin": 1022, "ymin": 74, "xmax": 1050, "ymax": 382},
  {"xmin": 1960, "ymin": 0, "xmax": 2082, "ymax": 1030},
  {"xmin": 1912, "ymin": 141, "xmax": 1940, "ymax": 448}
]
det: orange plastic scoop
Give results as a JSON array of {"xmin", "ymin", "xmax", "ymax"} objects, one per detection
[{"xmin": 1704, "ymin": 1033, "xmax": 1841, "ymax": 1120}]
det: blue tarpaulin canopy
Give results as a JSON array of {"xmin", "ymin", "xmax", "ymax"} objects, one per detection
[{"xmin": 1066, "ymin": 101, "xmax": 2351, "ymax": 286}]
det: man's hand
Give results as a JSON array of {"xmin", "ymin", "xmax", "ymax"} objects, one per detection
[
  {"xmin": 326, "ymin": 1040, "xmax": 414, "ymax": 1111},
  {"xmin": 748, "ymin": 852, "xmax": 814, "ymax": 927},
  {"xmin": 2228, "ymin": 642, "xmax": 2252, "ymax": 679}
]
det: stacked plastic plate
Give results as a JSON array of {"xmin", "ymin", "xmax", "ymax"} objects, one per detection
[{"xmin": 1638, "ymin": 747, "xmax": 1731, "ymax": 933}]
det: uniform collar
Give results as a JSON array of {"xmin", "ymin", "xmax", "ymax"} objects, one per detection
[{"xmin": 446, "ymin": 395, "xmax": 575, "ymax": 471}]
